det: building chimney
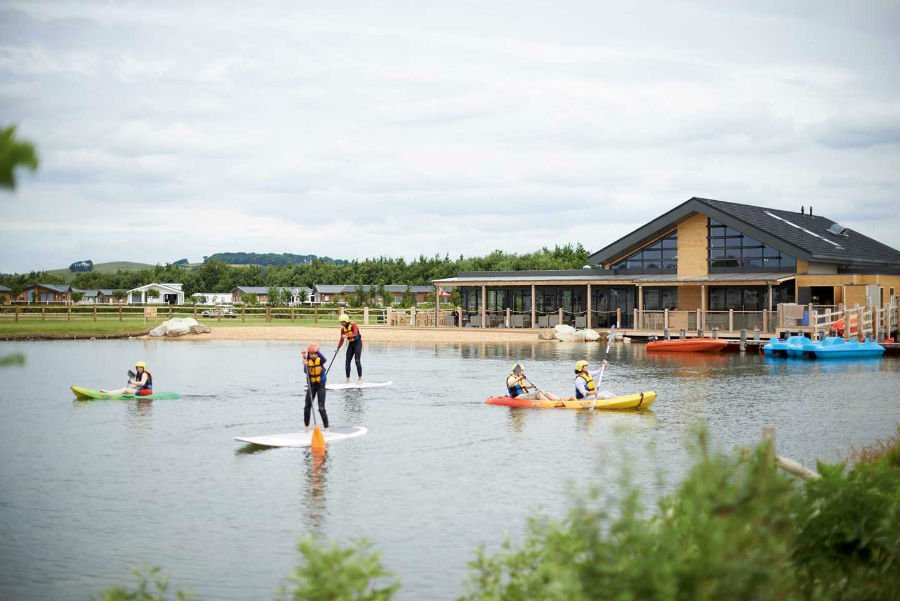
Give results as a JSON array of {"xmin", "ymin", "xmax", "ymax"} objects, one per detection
[{"xmin": 801, "ymin": 206, "xmax": 805, "ymax": 215}]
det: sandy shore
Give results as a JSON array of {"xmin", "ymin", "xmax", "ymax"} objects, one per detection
[{"xmin": 186, "ymin": 326, "xmax": 550, "ymax": 343}]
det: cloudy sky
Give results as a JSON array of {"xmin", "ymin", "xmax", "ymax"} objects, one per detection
[{"xmin": 1, "ymin": 0, "xmax": 898, "ymax": 273}]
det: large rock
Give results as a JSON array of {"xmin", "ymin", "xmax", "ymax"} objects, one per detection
[
  {"xmin": 550, "ymin": 324, "xmax": 601, "ymax": 342},
  {"xmin": 148, "ymin": 317, "xmax": 202, "ymax": 337}
]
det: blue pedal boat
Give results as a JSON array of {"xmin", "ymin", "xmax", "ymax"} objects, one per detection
[
  {"xmin": 812, "ymin": 337, "xmax": 885, "ymax": 359},
  {"xmin": 763, "ymin": 335, "xmax": 815, "ymax": 358}
]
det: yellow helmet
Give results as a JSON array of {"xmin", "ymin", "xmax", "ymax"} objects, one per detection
[
  {"xmin": 339, "ymin": 313, "xmax": 350, "ymax": 323},
  {"xmin": 575, "ymin": 360, "xmax": 588, "ymax": 372},
  {"xmin": 135, "ymin": 361, "xmax": 147, "ymax": 369},
  {"xmin": 512, "ymin": 362, "xmax": 524, "ymax": 374}
]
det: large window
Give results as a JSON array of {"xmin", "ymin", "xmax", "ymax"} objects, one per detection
[
  {"xmin": 611, "ymin": 231, "xmax": 677, "ymax": 274},
  {"xmin": 708, "ymin": 219, "xmax": 796, "ymax": 272},
  {"xmin": 642, "ymin": 287, "xmax": 678, "ymax": 310},
  {"xmin": 708, "ymin": 282, "xmax": 795, "ymax": 311}
]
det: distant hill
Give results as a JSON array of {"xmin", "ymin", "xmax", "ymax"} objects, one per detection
[
  {"xmin": 46, "ymin": 261, "xmax": 159, "ymax": 282},
  {"xmin": 205, "ymin": 252, "xmax": 346, "ymax": 266}
]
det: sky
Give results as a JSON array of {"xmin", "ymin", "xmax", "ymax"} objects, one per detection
[{"xmin": 1, "ymin": 0, "xmax": 898, "ymax": 273}]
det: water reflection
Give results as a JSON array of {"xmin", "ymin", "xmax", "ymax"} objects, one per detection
[
  {"xmin": 302, "ymin": 447, "xmax": 329, "ymax": 532},
  {"xmin": 339, "ymin": 389, "xmax": 366, "ymax": 422}
]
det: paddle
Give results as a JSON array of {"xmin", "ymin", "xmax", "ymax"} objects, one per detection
[
  {"xmin": 593, "ymin": 325, "xmax": 616, "ymax": 410},
  {"xmin": 523, "ymin": 377, "xmax": 549, "ymax": 400},
  {"xmin": 303, "ymin": 352, "xmax": 326, "ymax": 451},
  {"xmin": 323, "ymin": 346, "xmax": 340, "ymax": 377}
]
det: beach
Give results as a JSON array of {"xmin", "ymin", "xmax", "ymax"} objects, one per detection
[{"xmin": 188, "ymin": 325, "xmax": 550, "ymax": 343}]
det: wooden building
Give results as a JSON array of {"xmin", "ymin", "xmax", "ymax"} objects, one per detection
[{"xmin": 433, "ymin": 197, "xmax": 900, "ymax": 333}]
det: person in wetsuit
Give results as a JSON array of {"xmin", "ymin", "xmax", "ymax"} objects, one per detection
[
  {"xmin": 301, "ymin": 343, "xmax": 329, "ymax": 431},
  {"xmin": 337, "ymin": 313, "xmax": 363, "ymax": 384}
]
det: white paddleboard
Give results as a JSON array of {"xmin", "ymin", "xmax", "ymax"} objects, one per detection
[
  {"xmin": 235, "ymin": 426, "xmax": 368, "ymax": 448},
  {"xmin": 325, "ymin": 381, "xmax": 392, "ymax": 390}
]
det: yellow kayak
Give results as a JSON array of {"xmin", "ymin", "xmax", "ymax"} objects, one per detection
[{"xmin": 485, "ymin": 391, "xmax": 656, "ymax": 410}]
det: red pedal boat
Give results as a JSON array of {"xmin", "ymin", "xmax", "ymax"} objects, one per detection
[{"xmin": 646, "ymin": 338, "xmax": 728, "ymax": 352}]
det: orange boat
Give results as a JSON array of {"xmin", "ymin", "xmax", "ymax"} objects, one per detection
[{"xmin": 646, "ymin": 338, "xmax": 729, "ymax": 352}]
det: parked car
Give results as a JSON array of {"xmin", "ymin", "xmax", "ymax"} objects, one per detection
[{"xmin": 201, "ymin": 307, "xmax": 237, "ymax": 318}]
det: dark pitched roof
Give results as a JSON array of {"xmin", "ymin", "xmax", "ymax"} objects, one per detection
[
  {"xmin": 26, "ymin": 284, "xmax": 72, "ymax": 293},
  {"xmin": 589, "ymin": 197, "xmax": 900, "ymax": 270},
  {"xmin": 315, "ymin": 284, "xmax": 432, "ymax": 294}
]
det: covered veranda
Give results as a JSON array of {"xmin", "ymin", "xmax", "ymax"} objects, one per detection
[{"xmin": 432, "ymin": 271, "xmax": 796, "ymax": 336}]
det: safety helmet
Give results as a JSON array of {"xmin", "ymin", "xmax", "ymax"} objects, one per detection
[
  {"xmin": 307, "ymin": 343, "xmax": 319, "ymax": 354},
  {"xmin": 135, "ymin": 361, "xmax": 147, "ymax": 369},
  {"xmin": 512, "ymin": 362, "xmax": 524, "ymax": 374},
  {"xmin": 575, "ymin": 360, "xmax": 589, "ymax": 372},
  {"xmin": 339, "ymin": 313, "xmax": 350, "ymax": 323}
]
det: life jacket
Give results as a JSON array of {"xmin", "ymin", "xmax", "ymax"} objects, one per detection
[
  {"xmin": 575, "ymin": 372, "xmax": 596, "ymax": 399},
  {"xmin": 506, "ymin": 374, "xmax": 527, "ymax": 397},
  {"xmin": 136, "ymin": 370, "xmax": 152, "ymax": 391},
  {"xmin": 342, "ymin": 322, "xmax": 361, "ymax": 342},
  {"xmin": 306, "ymin": 354, "xmax": 324, "ymax": 384}
]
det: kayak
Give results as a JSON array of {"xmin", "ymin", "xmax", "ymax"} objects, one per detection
[
  {"xmin": 71, "ymin": 385, "xmax": 181, "ymax": 401},
  {"xmin": 485, "ymin": 391, "xmax": 656, "ymax": 410},
  {"xmin": 646, "ymin": 338, "xmax": 728, "ymax": 352}
]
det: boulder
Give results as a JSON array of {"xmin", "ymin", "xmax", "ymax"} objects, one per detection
[
  {"xmin": 537, "ymin": 329, "xmax": 556, "ymax": 340},
  {"xmin": 148, "ymin": 317, "xmax": 202, "ymax": 337},
  {"xmin": 553, "ymin": 324, "xmax": 601, "ymax": 342}
]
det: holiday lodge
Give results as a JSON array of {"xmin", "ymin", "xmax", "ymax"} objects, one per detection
[{"xmin": 433, "ymin": 197, "xmax": 900, "ymax": 336}]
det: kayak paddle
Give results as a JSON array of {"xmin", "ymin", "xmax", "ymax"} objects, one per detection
[{"xmin": 593, "ymin": 325, "xmax": 616, "ymax": 410}]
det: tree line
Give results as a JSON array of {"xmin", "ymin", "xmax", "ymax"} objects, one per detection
[{"xmin": 0, "ymin": 244, "xmax": 590, "ymax": 298}]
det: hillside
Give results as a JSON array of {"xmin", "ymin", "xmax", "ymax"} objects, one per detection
[
  {"xmin": 46, "ymin": 261, "xmax": 158, "ymax": 282},
  {"xmin": 206, "ymin": 252, "xmax": 346, "ymax": 266}
]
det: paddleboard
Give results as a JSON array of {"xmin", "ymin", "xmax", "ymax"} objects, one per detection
[
  {"xmin": 325, "ymin": 381, "xmax": 392, "ymax": 390},
  {"xmin": 235, "ymin": 425, "xmax": 368, "ymax": 448}
]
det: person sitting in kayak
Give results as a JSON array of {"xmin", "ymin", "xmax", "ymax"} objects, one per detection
[
  {"xmin": 506, "ymin": 363, "xmax": 558, "ymax": 401},
  {"xmin": 101, "ymin": 360, "xmax": 153, "ymax": 396},
  {"xmin": 337, "ymin": 313, "xmax": 363, "ymax": 384},
  {"xmin": 574, "ymin": 359, "xmax": 614, "ymax": 400},
  {"xmin": 301, "ymin": 343, "xmax": 329, "ymax": 432}
]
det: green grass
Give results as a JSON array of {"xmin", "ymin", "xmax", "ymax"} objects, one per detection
[{"xmin": 0, "ymin": 317, "xmax": 339, "ymax": 337}]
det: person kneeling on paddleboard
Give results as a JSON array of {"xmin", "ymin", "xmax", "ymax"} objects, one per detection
[
  {"xmin": 302, "ymin": 343, "xmax": 329, "ymax": 432},
  {"xmin": 101, "ymin": 360, "xmax": 153, "ymax": 396},
  {"xmin": 574, "ymin": 360, "xmax": 614, "ymax": 400},
  {"xmin": 337, "ymin": 313, "xmax": 363, "ymax": 384},
  {"xmin": 506, "ymin": 363, "xmax": 558, "ymax": 401}
]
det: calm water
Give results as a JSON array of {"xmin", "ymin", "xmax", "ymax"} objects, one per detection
[{"xmin": 1, "ymin": 339, "xmax": 898, "ymax": 601}]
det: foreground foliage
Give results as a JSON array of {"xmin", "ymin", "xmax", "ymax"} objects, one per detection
[{"xmin": 96, "ymin": 430, "xmax": 900, "ymax": 601}]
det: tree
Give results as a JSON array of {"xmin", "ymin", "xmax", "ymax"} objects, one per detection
[
  {"xmin": 242, "ymin": 293, "xmax": 259, "ymax": 306},
  {"xmin": 401, "ymin": 285, "xmax": 415, "ymax": 308},
  {"xmin": 267, "ymin": 287, "xmax": 286, "ymax": 307},
  {"xmin": 112, "ymin": 290, "xmax": 127, "ymax": 304},
  {"xmin": 69, "ymin": 260, "xmax": 93, "ymax": 273},
  {"xmin": 146, "ymin": 288, "xmax": 160, "ymax": 302},
  {"xmin": 297, "ymin": 289, "xmax": 309, "ymax": 303},
  {"xmin": 352, "ymin": 286, "xmax": 369, "ymax": 308},
  {"xmin": 0, "ymin": 125, "xmax": 38, "ymax": 191},
  {"xmin": 70, "ymin": 291, "xmax": 84, "ymax": 304}
]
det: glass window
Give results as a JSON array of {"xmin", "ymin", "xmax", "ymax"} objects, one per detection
[
  {"xmin": 612, "ymin": 230, "xmax": 677, "ymax": 274},
  {"xmin": 708, "ymin": 218, "xmax": 795, "ymax": 273}
]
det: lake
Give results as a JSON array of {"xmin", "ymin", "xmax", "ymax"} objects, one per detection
[{"xmin": 1, "ymin": 338, "xmax": 898, "ymax": 600}]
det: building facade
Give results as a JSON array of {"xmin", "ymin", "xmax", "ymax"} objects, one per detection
[{"xmin": 434, "ymin": 197, "xmax": 900, "ymax": 332}]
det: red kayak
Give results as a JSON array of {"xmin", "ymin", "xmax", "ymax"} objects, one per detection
[{"xmin": 646, "ymin": 338, "xmax": 728, "ymax": 352}]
